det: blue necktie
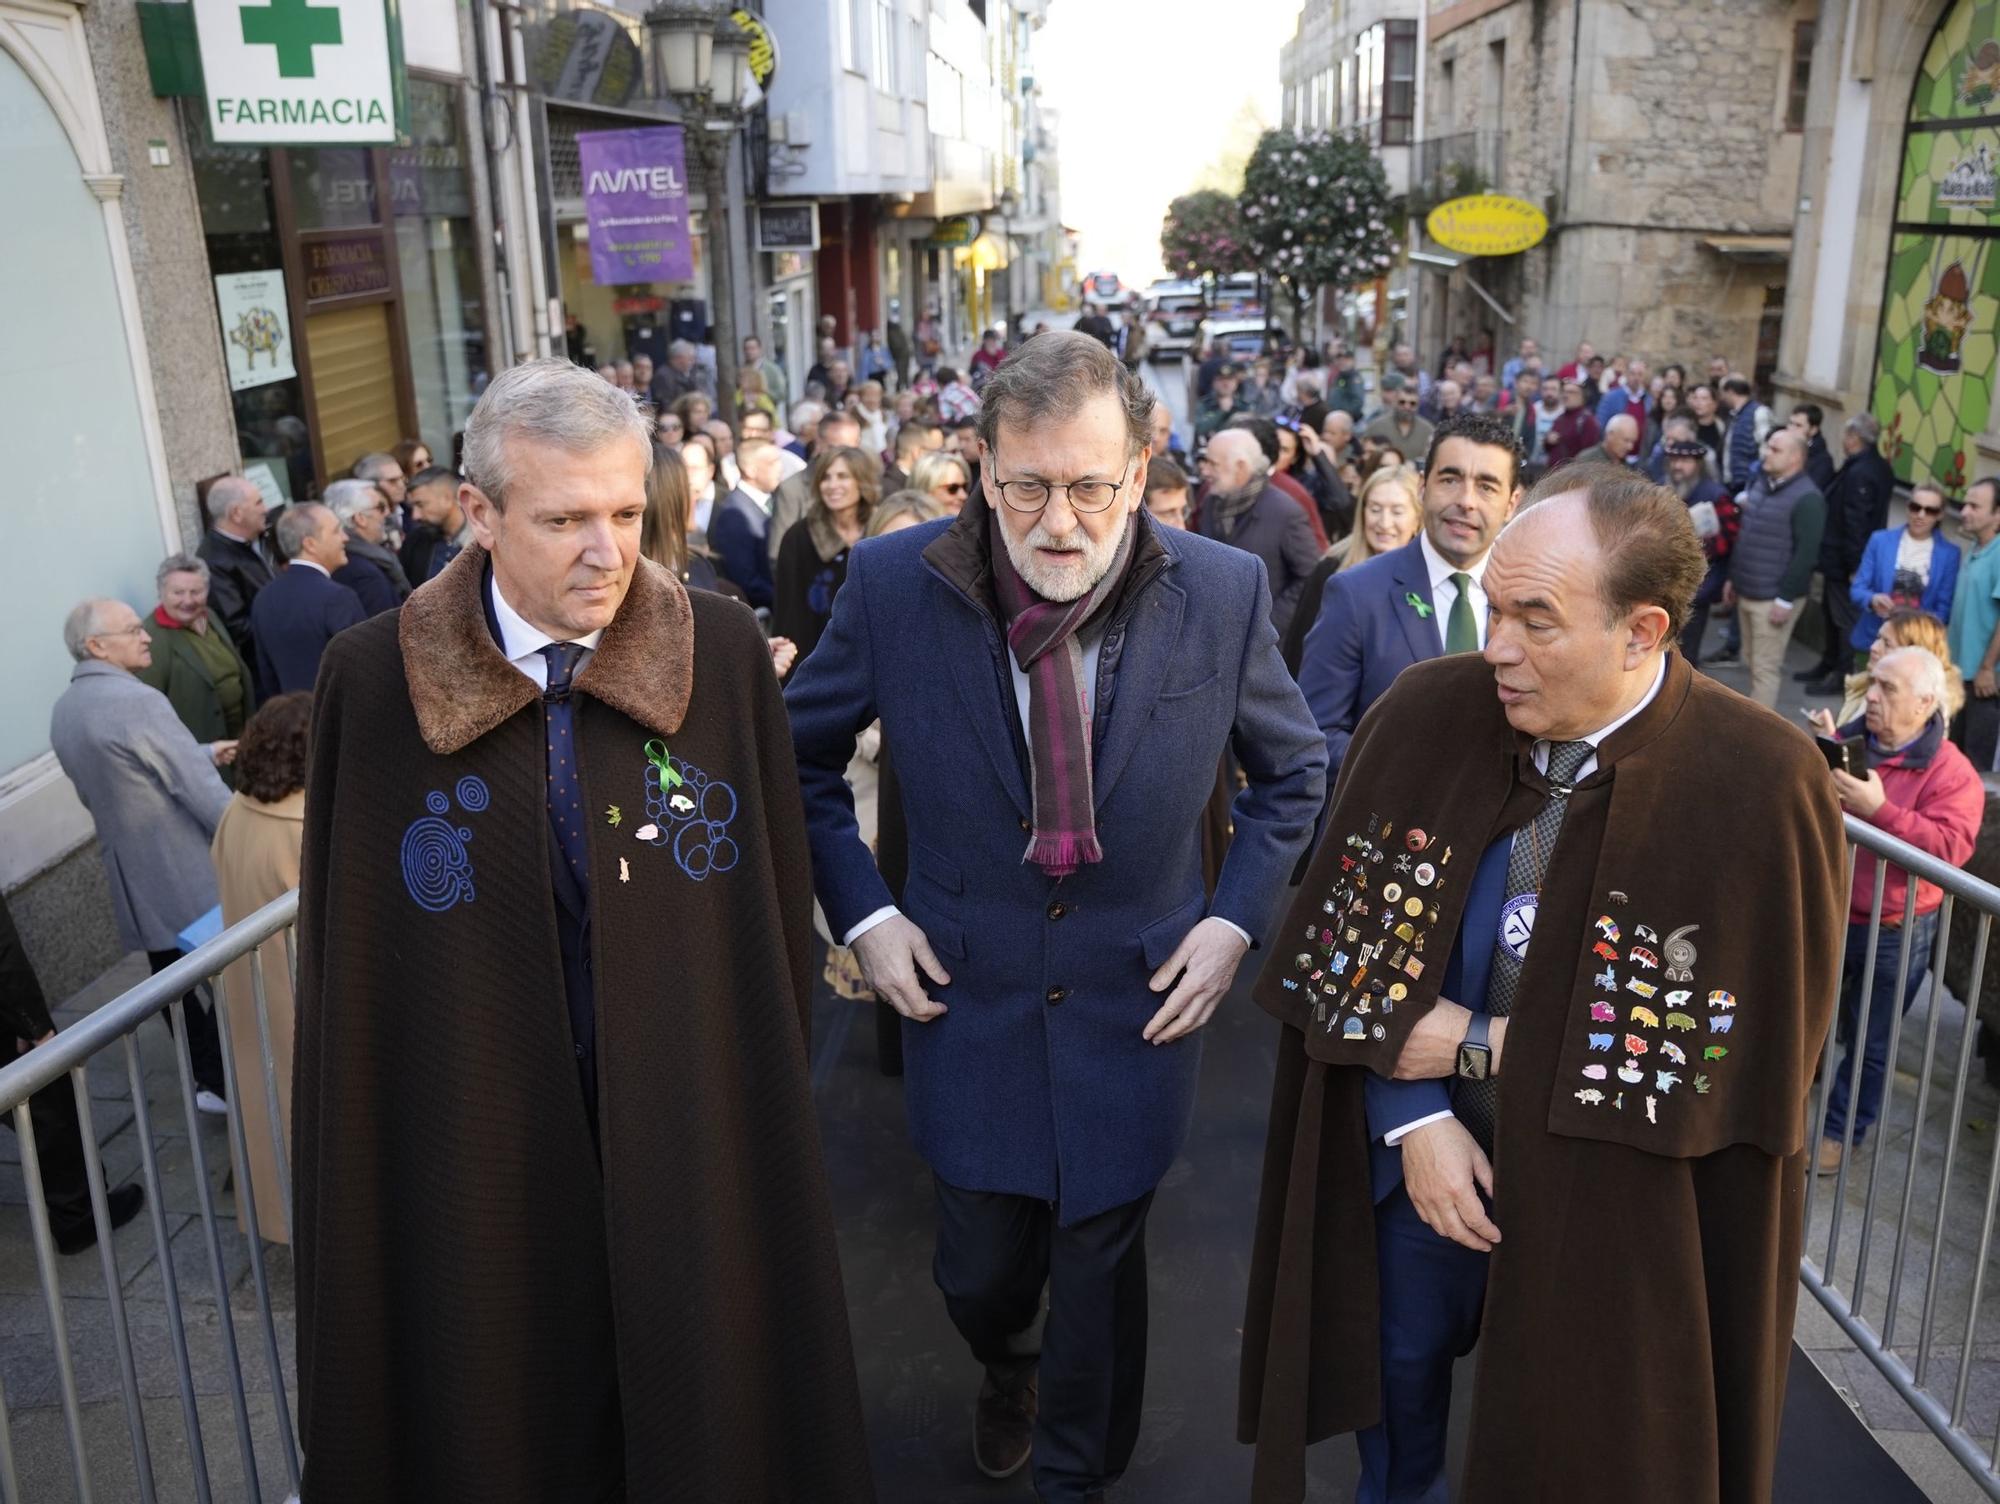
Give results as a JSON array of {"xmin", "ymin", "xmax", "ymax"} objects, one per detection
[{"xmin": 541, "ymin": 643, "xmax": 589, "ymax": 894}]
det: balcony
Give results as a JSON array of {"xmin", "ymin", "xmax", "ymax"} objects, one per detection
[{"xmin": 1410, "ymin": 130, "xmax": 1506, "ymax": 214}]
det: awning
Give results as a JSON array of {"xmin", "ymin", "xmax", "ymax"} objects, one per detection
[
  {"xmin": 1409, "ymin": 247, "xmax": 1464, "ymax": 271},
  {"xmin": 1700, "ymin": 234, "xmax": 1792, "ymax": 262}
]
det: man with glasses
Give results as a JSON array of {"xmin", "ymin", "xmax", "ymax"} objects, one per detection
[
  {"xmin": 326, "ymin": 478, "xmax": 412, "ymax": 615},
  {"xmin": 787, "ymin": 330, "xmax": 1326, "ymax": 1501},
  {"xmin": 1360, "ymin": 371, "xmax": 1435, "ymax": 459}
]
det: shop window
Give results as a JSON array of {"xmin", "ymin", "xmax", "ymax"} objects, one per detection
[
  {"xmin": 288, "ymin": 147, "xmax": 380, "ymax": 230},
  {"xmin": 1787, "ymin": 20, "xmax": 1815, "ymax": 132},
  {"xmin": 394, "ymin": 77, "xmax": 489, "ymax": 463}
]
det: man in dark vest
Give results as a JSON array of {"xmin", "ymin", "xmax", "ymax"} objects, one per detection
[
  {"xmin": 1723, "ymin": 426, "xmax": 1826, "ymax": 709},
  {"xmin": 293, "ymin": 359, "xmax": 871, "ymax": 1502},
  {"xmin": 1239, "ymin": 464, "xmax": 1845, "ymax": 1504}
]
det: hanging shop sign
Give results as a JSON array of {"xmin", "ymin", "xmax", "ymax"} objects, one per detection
[
  {"xmin": 927, "ymin": 215, "xmax": 983, "ymax": 249},
  {"xmin": 1425, "ymin": 194, "xmax": 1549, "ymax": 258},
  {"xmin": 531, "ymin": 10, "xmax": 641, "ymax": 109},
  {"xmin": 578, "ymin": 126, "xmax": 697, "ymax": 285},
  {"xmin": 214, "ymin": 269, "xmax": 297, "ymax": 390},
  {"xmin": 191, "ymin": 0, "xmax": 404, "ymax": 144},
  {"xmin": 757, "ymin": 203, "xmax": 820, "ymax": 253},
  {"xmin": 729, "ymin": 9, "xmax": 779, "ymax": 106}
]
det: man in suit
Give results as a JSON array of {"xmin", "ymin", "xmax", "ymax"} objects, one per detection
[
  {"xmin": 197, "ymin": 475, "xmax": 274, "ymax": 667},
  {"xmin": 326, "ymin": 478, "xmax": 411, "ymax": 615},
  {"xmin": 250, "ymin": 504, "xmax": 366, "ymax": 694},
  {"xmin": 709, "ymin": 437, "xmax": 781, "ymax": 608},
  {"xmin": 1297, "ymin": 411, "xmax": 1528, "ymax": 775},
  {"xmin": 786, "ymin": 330, "xmax": 1326, "ymax": 1502}
]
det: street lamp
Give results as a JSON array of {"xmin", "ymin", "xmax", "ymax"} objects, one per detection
[{"xmin": 648, "ymin": 0, "xmax": 751, "ymax": 423}]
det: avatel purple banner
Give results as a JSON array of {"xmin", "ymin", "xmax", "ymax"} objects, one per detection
[{"xmin": 576, "ymin": 125, "xmax": 694, "ymax": 285}]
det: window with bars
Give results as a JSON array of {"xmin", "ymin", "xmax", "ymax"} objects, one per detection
[{"xmin": 1787, "ymin": 19, "xmax": 1816, "ymax": 131}]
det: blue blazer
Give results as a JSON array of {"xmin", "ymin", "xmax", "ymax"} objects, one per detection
[
  {"xmin": 1848, "ymin": 527, "xmax": 1961, "ymax": 652},
  {"xmin": 786, "ymin": 518, "xmax": 1327, "ymax": 1223},
  {"xmin": 709, "ymin": 490, "xmax": 774, "ymax": 609},
  {"xmin": 1363, "ymin": 833, "xmax": 1511, "ymax": 1201},
  {"xmin": 249, "ymin": 563, "xmax": 366, "ymax": 696},
  {"xmin": 1297, "ymin": 537, "xmax": 1445, "ymax": 777}
]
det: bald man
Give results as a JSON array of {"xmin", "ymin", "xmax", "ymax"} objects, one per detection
[
  {"xmin": 1723, "ymin": 426, "xmax": 1826, "ymax": 708},
  {"xmin": 197, "ymin": 475, "xmax": 274, "ymax": 666},
  {"xmin": 1577, "ymin": 413, "xmax": 1640, "ymax": 469}
]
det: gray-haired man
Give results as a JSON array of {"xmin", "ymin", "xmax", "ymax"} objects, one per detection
[
  {"xmin": 248, "ymin": 503, "xmax": 365, "ymax": 693},
  {"xmin": 648, "ymin": 337, "xmax": 711, "ymax": 408},
  {"xmin": 291, "ymin": 358, "xmax": 869, "ymax": 1501},
  {"xmin": 326, "ymin": 478, "xmax": 412, "ymax": 615}
]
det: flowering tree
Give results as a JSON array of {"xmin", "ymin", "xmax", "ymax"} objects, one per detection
[
  {"xmin": 1239, "ymin": 129, "xmax": 1397, "ymax": 323},
  {"xmin": 1159, "ymin": 190, "xmax": 1248, "ymax": 282}
]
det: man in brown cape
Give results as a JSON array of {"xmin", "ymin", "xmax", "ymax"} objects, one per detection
[
  {"xmin": 293, "ymin": 360, "xmax": 872, "ymax": 1502},
  {"xmin": 1238, "ymin": 463, "xmax": 1846, "ymax": 1503}
]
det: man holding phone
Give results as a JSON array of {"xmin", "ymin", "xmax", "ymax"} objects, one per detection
[{"xmin": 1815, "ymin": 647, "xmax": 1983, "ymax": 1174}]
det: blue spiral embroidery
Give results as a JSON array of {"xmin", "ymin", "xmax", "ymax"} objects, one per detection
[
  {"xmin": 402, "ymin": 781, "xmax": 488, "ymax": 911},
  {"xmin": 641, "ymin": 753, "xmax": 739, "ymax": 882}
]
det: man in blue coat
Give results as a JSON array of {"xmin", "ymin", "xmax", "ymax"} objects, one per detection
[
  {"xmin": 787, "ymin": 330, "xmax": 1326, "ymax": 1503},
  {"xmin": 249, "ymin": 503, "xmax": 367, "ymax": 694},
  {"xmin": 1296, "ymin": 411, "xmax": 1528, "ymax": 776}
]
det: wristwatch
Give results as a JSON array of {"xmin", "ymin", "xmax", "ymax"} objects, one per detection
[{"xmin": 1456, "ymin": 1012, "xmax": 1492, "ymax": 1081}]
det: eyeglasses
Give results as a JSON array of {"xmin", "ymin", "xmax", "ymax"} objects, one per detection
[
  {"xmin": 1908, "ymin": 502, "xmax": 1944, "ymax": 516},
  {"xmin": 93, "ymin": 625, "xmax": 148, "ymax": 641},
  {"xmin": 941, "ymin": 482, "xmax": 968, "ymax": 495},
  {"xmin": 990, "ymin": 455, "xmax": 1133, "ymax": 514}
]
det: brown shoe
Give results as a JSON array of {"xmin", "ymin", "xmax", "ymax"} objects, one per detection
[
  {"xmin": 1815, "ymin": 1137, "xmax": 1846, "ymax": 1175},
  {"xmin": 973, "ymin": 1365, "xmax": 1037, "ymax": 1479}
]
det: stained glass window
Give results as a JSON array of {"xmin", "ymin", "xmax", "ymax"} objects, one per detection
[{"xmin": 1871, "ymin": 0, "xmax": 2000, "ymax": 490}]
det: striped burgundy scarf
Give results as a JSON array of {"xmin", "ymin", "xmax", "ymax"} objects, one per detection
[{"xmin": 987, "ymin": 508, "xmax": 1139, "ymax": 878}]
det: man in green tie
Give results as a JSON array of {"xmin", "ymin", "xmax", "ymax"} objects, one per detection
[{"xmin": 1297, "ymin": 411, "xmax": 1527, "ymax": 776}]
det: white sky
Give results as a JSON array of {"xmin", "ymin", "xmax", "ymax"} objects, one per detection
[{"xmin": 1035, "ymin": 0, "xmax": 1298, "ymax": 287}]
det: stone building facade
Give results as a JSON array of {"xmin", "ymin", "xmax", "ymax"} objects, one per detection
[
  {"xmin": 1776, "ymin": 0, "xmax": 2000, "ymax": 499},
  {"xmin": 1419, "ymin": 0, "xmax": 1815, "ymax": 384}
]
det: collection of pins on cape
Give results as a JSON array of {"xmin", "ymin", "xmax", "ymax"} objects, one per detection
[
  {"xmin": 1577, "ymin": 896, "xmax": 1735, "ymax": 1125},
  {"xmin": 1292, "ymin": 813, "xmax": 1452, "ymax": 1042}
]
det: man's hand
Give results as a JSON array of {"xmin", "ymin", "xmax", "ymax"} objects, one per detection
[
  {"xmin": 1871, "ymin": 593, "xmax": 1895, "ymax": 618},
  {"xmin": 1770, "ymin": 601, "xmax": 1794, "ymax": 626},
  {"xmin": 1143, "ymin": 917, "xmax": 1249, "ymax": 1044},
  {"xmin": 850, "ymin": 915, "xmax": 950, "ymax": 1022},
  {"xmin": 1297, "ymin": 425, "xmax": 1324, "ymax": 458},
  {"xmin": 211, "ymin": 740, "xmax": 239, "ymax": 767},
  {"xmin": 1391, "ymin": 999, "xmax": 1472, "ymax": 1079},
  {"xmin": 1399, "ymin": 1117, "xmax": 1501, "ymax": 1252},
  {"xmin": 1721, "ymin": 580, "xmax": 1737, "ymax": 608},
  {"xmin": 1978, "ymin": 667, "xmax": 1999, "ymax": 700},
  {"xmin": 1833, "ymin": 766, "xmax": 1888, "ymax": 818},
  {"xmin": 769, "ymin": 637, "xmax": 799, "ymax": 680}
]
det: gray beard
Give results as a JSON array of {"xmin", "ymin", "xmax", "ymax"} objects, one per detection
[{"xmin": 1671, "ymin": 472, "xmax": 1701, "ymax": 501}]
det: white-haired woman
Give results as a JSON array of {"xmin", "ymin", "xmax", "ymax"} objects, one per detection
[{"xmin": 138, "ymin": 552, "xmax": 256, "ymax": 750}]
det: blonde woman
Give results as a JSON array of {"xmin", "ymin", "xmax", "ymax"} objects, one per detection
[
  {"xmin": 1279, "ymin": 464, "xmax": 1424, "ymax": 676},
  {"xmin": 908, "ymin": 450, "xmax": 972, "ymax": 513},
  {"xmin": 867, "ymin": 488, "xmax": 952, "ymax": 537}
]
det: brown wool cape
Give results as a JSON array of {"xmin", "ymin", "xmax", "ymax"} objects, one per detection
[
  {"xmin": 293, "ymin": 546, "xmax": 873, "ymax": 1503},
  {"xmin": 1238, "ymin": 649, "xmax": 1846, "ymax": 1504}
]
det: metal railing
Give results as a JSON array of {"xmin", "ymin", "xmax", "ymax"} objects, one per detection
[
  {"xmin": 1802, "ymin": 813, "xmax": 2000, "ymax": 1499},
  {"xmin": 0, "ymin": 890, "xmax": 300, "ymax": 1504}
]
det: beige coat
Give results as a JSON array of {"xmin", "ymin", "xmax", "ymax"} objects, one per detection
[{"xmin": 210, "ymin": 790, "xmax": 302, "ymax": 1243}]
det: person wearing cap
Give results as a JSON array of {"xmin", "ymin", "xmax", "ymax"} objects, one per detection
[
  {"xmin": 1658, "ymin": 422, "xmax": 1739, "ymax": 663},
  {"xmin": 1195, "ymin": 362, "xmax": 1249, "ymax": 444},
  {"xmin": 1359, "ymin": 372, "xmax": 1435, "ymax": 458}
]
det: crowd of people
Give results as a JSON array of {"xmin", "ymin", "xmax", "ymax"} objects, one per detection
[{"xmin": 13, "ymin": 301, "xmax": 2000, "ymax": 1504}]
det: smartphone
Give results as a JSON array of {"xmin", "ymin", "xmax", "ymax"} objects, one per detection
[{"xmin": 1816, "ymin": 735, "xmax": 1866, "ymax": 777}]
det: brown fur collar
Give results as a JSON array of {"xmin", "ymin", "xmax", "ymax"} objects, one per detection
[{"xmin": 399, "ymin": 543, "xmax": 695, "ymax": 755}]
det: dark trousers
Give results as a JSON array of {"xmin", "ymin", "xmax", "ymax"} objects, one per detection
[
  {"xmin": 1680, "ymin": 558, "xmax": 1730, "ymax": 666},
  {"xmin": 145, "ymin": 950, "xmax": 225, "ymax": 1097},
  {"xmin": 1, "ymin": 1074, "xmax": 94, "ymax": 1239},
  {"xmin": 932, "ymin": 1177, "xmax": 1154, "ymax": 1503},
  {"xmin": 1953, "ymin": 690, "xmax": 2000, "ymax": 774},
  {"xmin": 1355, "ymin": 1181, "xmax": 1490, "ymax": 1504},
  {"xmin": 1824, "ymin": 912, "xmax": 1940, "ymax": 1144},
  {"xmin": 1812, "ymin": 574, "xmax": 1860, "ymax": 673}
]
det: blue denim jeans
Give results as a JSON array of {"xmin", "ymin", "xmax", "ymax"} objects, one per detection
[{"xmin": 1823, "ymin": 911, "xmax": 1940, "ymax": 1145}]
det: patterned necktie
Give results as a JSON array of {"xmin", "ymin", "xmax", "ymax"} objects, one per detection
[
  {"xmin": 1455, "ymin": 738, "xmax": 1596, "ymax": 1155},
  {"xmin": 1445, "ymin": 572, "xmax": 1479, "ymax": 655},
  {"xmin": 541, "ymin": 643, "xmax": 589, "ymax": 893}
]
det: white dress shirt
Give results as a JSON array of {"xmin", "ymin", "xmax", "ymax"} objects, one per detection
[
  {"xmin": 843, "ymin": 626, "xmax": 1252, "ymax": 948},
  {"xmin": 1382, "ymin": 655, "xmax": 1669, "ymax": 1146},
  {"xmin": 1419, "ymin": 530, "xmax": 1492, "ymax": 650},
  {"xmin": 490, "ymin": 574, "xmax": 604, "ymax": 691}
]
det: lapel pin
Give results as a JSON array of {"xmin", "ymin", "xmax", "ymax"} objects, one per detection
[
  {"xmin": 1405, "ymin": 591, "xmax": 1433, "ymax": 619},
  {"xmin": 619, "ymin": 857, "xmax": 630, "ymax": 883}
]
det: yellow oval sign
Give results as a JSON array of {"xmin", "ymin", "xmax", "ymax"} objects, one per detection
[{"xmin": 1425, "ymin": 194, "xmax": 1549, "ymax": 258}]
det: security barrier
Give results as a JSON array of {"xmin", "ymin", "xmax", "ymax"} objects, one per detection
[
  {"xmin": 0, "ymin": 890, "xmax": 300, "ymax": 1504},
  {"xmin": 1802, "ymin": 813, "xmax": 2000, "ymax": 1501}
]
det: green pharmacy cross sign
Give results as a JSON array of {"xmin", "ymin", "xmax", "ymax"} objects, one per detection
[
  {"xmin": 240, "ymin": 0, "xmax": 343, "ymax": 78},
  {"xmin": 190, "ymin": 0, "xmax": 403, "ymax": 143}
]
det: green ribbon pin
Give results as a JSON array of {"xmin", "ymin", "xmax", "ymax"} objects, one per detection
[
  {"xmin": 1405, "ymin": 591, "xmax": 1433, "ymax": 620},
  {"xmin": 644, "ymin": 738, "xmax": 685, "ymax": 791}
]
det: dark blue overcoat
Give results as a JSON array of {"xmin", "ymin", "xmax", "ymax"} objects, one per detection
[{"xmin": 786, "ymin": 509, "xmax": 1326, "ymax": 1223}]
